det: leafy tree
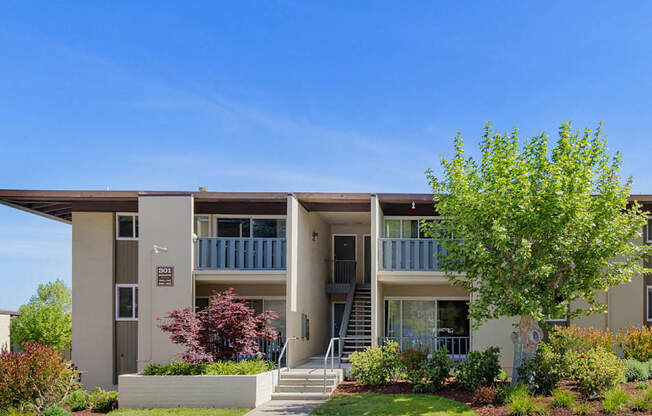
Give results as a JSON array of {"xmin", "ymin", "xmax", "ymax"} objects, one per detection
[
  {"xmin": 426, "ymin": 122, "xmax": 651, "ymax": 381},
  {"xmin": 10, "ymin": 279, "xmax": 72, "ymax": 351},
  {"xmin": 157, "ymin": 288, "xmax": 279, "ymax": 362}
]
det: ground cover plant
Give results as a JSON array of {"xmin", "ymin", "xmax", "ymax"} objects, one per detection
[{"xmin": 142, "ymin": 358, "xmax": 274, "ymax": 375}]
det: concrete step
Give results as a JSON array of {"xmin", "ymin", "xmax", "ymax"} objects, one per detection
[
  {"xmin": 271, "ymin": 392, "xmax": 331, "ymax": 400},
  {"xmin": 280, "ymin": 379, "xmax": 338, "ymax": 386},
  {"xmin": 278, "ymin": 385, "xmax": 335, "ymax": 393},
  {"xmin": 280, "ymin": 373, "xmax": 338, "ymax": 380}
]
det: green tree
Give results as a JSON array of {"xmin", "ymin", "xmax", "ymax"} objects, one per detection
[
  {"xmin": 426, "ymin": 122, "xmax": 651, "ymax": 381},
  {"xmin": 11, "ymin": 279, "xmax": 72, "ymax": 351}
]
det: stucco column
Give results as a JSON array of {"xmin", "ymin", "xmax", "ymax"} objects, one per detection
[
  {"xmin": 370, "ymin": 195, "xmax": 381, "ymax": 344},
  {"xmin": 137, "ymin": 194, "xmax": 194, "ymax": 370}
]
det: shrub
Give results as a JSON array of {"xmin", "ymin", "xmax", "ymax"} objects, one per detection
[
  {"xmin": 472, "ymin": 386, "xmax": 497, "ymax": 406},
  {"xmin": 551, "ymin": 389, "xmax": 575, "ymax": 408},
  {"xmin": 518, "ymin": 343, "xmax": 565, "ymax": 395},
  {"xmin": 624, "ymin": 359, "xmax": 649, "ymax": 382},
  {"xmin": 618, "ymin": 326, "xmax": 652, "ymax": 361},
  {"xmin": 548, "ymin": 326, "xmax": 616, "ymax": 355},
  {"xmin": 568, "ymin": 348, "xmax": 624, "ymax": 398},
  {"xmin": 399, "ymin": 347, "xmax": 429, "ymax": 386},
  {"xmin": 142, "ymin": 358, "xmax": 274, "ymax": 375},
  {"xmin": 571, "ymin": 402, "xmax": 591, "ymax": 416},
  {"xmin": 88, "ymin": 388, "xmax": 118, "ymax": 413},
  {"xmin": 454, "ymin": 346, "xmax": 501, "ymax": 391},
  {"xmin": 496, "ymin": 383, "xmax": 526, "ymax": 406},
  {"xmin": 601, "ymin": 386, "xmax": 630, "ymax": 414},
  {"xmin": 497, "ymin": 369, "xmax": 508, "ymax": 382},
  {"xmin": 635, "ymin": 381, "xmax": 649, "ymax": 390},
  {"xmin": 415, "ymin": 347, "xmax": 451, "ymax": 392},
  {"xmin": 0, "ymin": 409, "xmax": 33, "ymax": 416},
  {"xmin": 0, "ymin": 343, "xmax": 79, "ymax": 412},
  {"xmin": 38, "ymin": 406, "xmax": 70, "ymax": 416},
  {"xmin": 630, "ymin": 392, "xmax": 652, "ymax": 412},
  {"xmin": 62, "ymin": 389, "xmax": 91, "ymax": 411},
  {"xmin": 506, "ymin": 388, "xmax": 547, "ymax": 416},
  {"xmin": 349, "ymin": 340, "xmax": 400, "ymax": 387},
  {"xmin": 646, "ymin": 359, "xmax": 652, "ymax": 378}
]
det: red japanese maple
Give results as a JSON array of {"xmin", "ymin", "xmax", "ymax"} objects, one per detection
[{"xmin": 157, "ymin": 288, "xmax": 279, "ymax": 362}]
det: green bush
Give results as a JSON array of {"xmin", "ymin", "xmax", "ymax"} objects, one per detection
[
  {"xmin": 88, "ymin": 387, "xmax": 118, "ymax": 413},
  {"xmin": 646, "ymin": 359, "xmax": 652, "ymax": 378},
  {"xmin": 568, "ymin": 348, "xmax": 624, "ymax": 398},
  {"xmin": 624, "ymin": 359, "xmax": 649, "ymax": 382},
  {"xmin": 62, "ymin": 389, "xmax": 91, "ymax": 411},
  {"xmin": 38, "ymin": 406, "xmax": 70, "ymax": 416},
  {"xmin": 601, "ymin": 386, "xmax": 630, "ymax": 414},
  {"xmin": 472, "ymin": 386, "xmax": 497, "ymax": 406},
  {"xmin": 518, "ymin": 343, "xmax": 565, "ymax": 395},
  {"xmin": 349, "ymin": 340, "xmax": 400, "ymax": 387},
  {"xmin": 418, "ymin": 347, "xmax": 451, "ymax": 392},
  {"xmin": 142, "ymin": 359, "xmax": 274, "ymax": 376},
  {"xmin": 506, "ymin": 387, "xmax": 547, "ymax": 416},
  {"xmin": 0, "ymin": 409, "xmax": 33, "ymax": 416},
  {"xmin": 399, "ymin": 347, "xmax": 429, "ymax": 386},
  {"xmin": 635, "ymin": 381, "xmax": 649, "ymax": 390},
  {"xmin": 630, "ymin": 391, "xmax": 652, "ymax": 412},
  {"xmin": 571, "ymin": 402, "xmax": 591, "ymax": 415},
  {"xmin": 550, "ymin": 389, "xmax": 575, "ymax": 408},
  {"xmin": 496, "ymin": 383, "xmax": 526, "ymax": 406},
  {"xmin": 454, "ymin": 346, "xmax": 500, "ymax": 391}
]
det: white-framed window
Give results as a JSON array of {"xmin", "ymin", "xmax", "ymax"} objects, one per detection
[
  {"xmin": 116, "ymin": 213, "xmax": 138, "ymax": 240},
  {"xmin": 207, "ymin": 216, "xmax": 286, "ymax": 238},
  {"xmin": 647, "ymin": 219, "xmax": 652, "ymax": 244},
  {"xmin": 194, "ymin": 215, "xmax": 211, "ymax": 238},
  {"xmin": 383, "ymin": 217, "xmax": 450, "ymax": 239},
  {"xmin": 116, "ymin": 284, "xmax": 138, "ymax": 321},
  {"xmin": 647, "ymin": 286, "xmax": 652, "ymax": 322}
]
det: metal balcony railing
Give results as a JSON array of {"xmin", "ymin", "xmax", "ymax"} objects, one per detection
[
  {"xmin": 379, "ymin": 238, "xmax": 460, "ymax": 271},
  {"xmin": 195, "ymin": 237, "xmax": 286, "ymax": 270}
]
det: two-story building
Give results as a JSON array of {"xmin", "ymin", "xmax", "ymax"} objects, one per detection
[{"xmin": 1, "ymin": 189, "xmax": 651, "ymax": 390}]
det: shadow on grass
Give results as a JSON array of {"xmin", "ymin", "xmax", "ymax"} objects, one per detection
[{"xmin": 309, "ymin": 394, "xmax": 477, "ymax": 416}]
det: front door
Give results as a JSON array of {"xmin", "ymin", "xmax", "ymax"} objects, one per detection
[
  {"xmin": 333, "ymin": 235, "xmax": 356, "ymax": 283},
  {"xmin": 332, "ymin": 302, "xmax": 346, "ymax": 353}
]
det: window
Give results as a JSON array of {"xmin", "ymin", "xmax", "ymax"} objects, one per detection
[
  {"xmin": 383, "ymin": 218, "xmax": 449, "ymax": 239},
  {"xmin": 252, "ymin": 219, "xmax": 286, "ymax": 238},
  {"xmin": 117, "ymin": 214, "xmax": 138, "ymax": 240},
  {"xmin": 194, "ymin": 216, "xmax": 211, "ymax": 238},
  {"xmin": 648, "ymin": 219, "xmax": 652, "ymax": 243},
  {"xmin": 385, "ymin": 298, "xmax": 469, "ymax": 341},
  {"xmin": 647, "ymin": 286, "xmax": 652, "ymax": 322},
  {"xmin": 217, "ymin": 218, "xmax": 251, "ymax": 237},
  {"xmin": 116, "ymin": 284, "xmax": 138, "ymax": 321}
]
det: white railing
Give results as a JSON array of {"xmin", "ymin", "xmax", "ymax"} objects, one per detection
[
  {"xmin": 323, "ymin": 337, "xmax": 340, "ymax": 393},
  {"xmin": 276, "ymin": 337, "xmax": 298, "ymax": 393}
]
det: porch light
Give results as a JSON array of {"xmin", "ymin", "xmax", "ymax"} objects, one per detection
[{"xmin": 312, "ymin": 231, "xmax": 319, "ymax": 241}]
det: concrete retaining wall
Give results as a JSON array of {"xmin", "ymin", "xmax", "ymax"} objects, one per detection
[{"xmin": 118, "ymin": 370, "xmax": 277, "ymax": 409}]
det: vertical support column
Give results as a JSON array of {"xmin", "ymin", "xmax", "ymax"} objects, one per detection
[
  {"xmin": 370, "ymin": 195, "xmax": 382, "ymax": 345},
  {"xmin": 285, "ymin": 194, "xmax": 300, "ymax": 366},
  {"xmin": 137, "ymin": 194, "xmax": 194, "ymax": 371}
]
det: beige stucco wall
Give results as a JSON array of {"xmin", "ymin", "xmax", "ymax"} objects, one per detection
[
  {"xmin": 72, "ymin": 212, "xmax": 115, "ymax": 389},
  {"xmin": 471, "ymin": 316, "xmax": 518, "ymax": 374},
  {"xmin": 0, "ymin": 314, "xmax": 11, "ymax": 352},
  {"xmin": 382, "ymin": 284, "xmax": 468, "ymax": 298},
  {"xmin": 137, "ymin": 195, "xmax": 194, "ymax": 370},
  {"xmin": 286, "ymin": 196, "xmax": 330, "ymax": 366}
]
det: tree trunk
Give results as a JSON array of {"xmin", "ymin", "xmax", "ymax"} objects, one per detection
[{"xmin": 511, "ymin": 315, "xmax": 543, "ymax": 385}]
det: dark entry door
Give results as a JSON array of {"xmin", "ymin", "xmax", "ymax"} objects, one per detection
[
  {"xmin": 334, "ymin": 235, "xmax": 356, "ymax": 284},
  {"xmin": 364, "ymin": 235, "xmax": 371, "ymax": 284}
]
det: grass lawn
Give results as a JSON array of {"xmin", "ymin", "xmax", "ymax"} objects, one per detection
[
  {"xmin": 310, "ymin": 394, "xmax": 477, "ymax": 416},
  {"xmin": 108, "ymin": 409, "xmax": 249, "ymax": 416}
]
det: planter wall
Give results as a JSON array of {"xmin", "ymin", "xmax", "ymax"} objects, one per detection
[{"xmin": 118, "ymin": 370, "xmax": 277, "ymax": 409}]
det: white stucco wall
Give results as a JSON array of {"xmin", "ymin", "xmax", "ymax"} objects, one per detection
[{"xmin": 0, "ymin": 314, "xmax": 12, "ymax": 352}]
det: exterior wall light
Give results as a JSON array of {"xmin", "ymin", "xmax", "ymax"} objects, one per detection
[{"xmin": 312, "ymin": 231, "xmax": 319, "ymax": 241}]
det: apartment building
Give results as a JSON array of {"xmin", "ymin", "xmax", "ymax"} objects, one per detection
[{"xmin": 1, "ymin": 189, "xmax": 651, "ymax": 390}]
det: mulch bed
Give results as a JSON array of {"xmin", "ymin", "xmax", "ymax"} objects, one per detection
[{"xmin": 333, "ymin": 379, "xmax": 652, "ymax": 416}]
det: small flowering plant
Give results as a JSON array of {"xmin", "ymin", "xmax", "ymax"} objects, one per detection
[{"xmin": 0, "ymin": 342, "xmax": 79, "ymax": 412}]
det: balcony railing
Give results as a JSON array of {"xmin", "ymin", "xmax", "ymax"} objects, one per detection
[
  {"xmin": 379, "ymin": 336, "xmax": 469, "ymax": 361},
  {"xmin": 195, "ymin": 237, "xmax": 286, "ymax": 270},
  {"xmin": 379, "ymin": 238, "xmax": 459, "ymax": 271},
  {"xmin": 333, "ymin": 260, "xmax": 356, "ymax": 284}
]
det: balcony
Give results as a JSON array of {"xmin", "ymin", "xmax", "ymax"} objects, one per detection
[
  {"xmin": 195, "ymin": 237, "xmax": 287, "ymax": 270},
  {"xmin": 379, "ymin": 238, "xmax": 456, "ymax": 271}
]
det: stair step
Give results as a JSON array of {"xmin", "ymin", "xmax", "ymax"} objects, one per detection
[
  {"xmin": 280, "ymin": 373, "xmax": 338, "ymax": 380},
  {"xmin": 271, "ymin": 392, "xmax": 331, "ymax": 400},
  {"xmin": 281, "ymin": 379, "xmax": 338, "ymax": 386},
  {"xmin": 279, "ymin": 385, "xmax": 335, "ymax": 393}
]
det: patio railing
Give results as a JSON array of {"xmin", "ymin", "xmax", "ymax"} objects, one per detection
[
  {"xmin": 195, "ymin": 237, "xmax": 286, "ymax": 270},
  {"xmin": 379, "ymin": 238, "xmax": 460, "ymax": 271},
  {"xmin": 379, "ymin": 335, "xmax": 469, "ymax": 361}
]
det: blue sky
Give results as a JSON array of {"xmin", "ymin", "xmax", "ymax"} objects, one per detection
[{"xmin": 1, "ymin": 1, "xmax": 652, "ymax": 310}]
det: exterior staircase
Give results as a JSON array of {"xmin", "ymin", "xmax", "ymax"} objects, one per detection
[
  {"xmin": 341, "ymin": 286, "xmax": 371, "ymax": 362},
  {"xmin": 271, "ymin": 364, "xmax": 343, "ymax": 400}
]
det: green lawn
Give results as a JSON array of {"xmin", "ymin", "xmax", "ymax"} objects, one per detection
[
  {"xmin": 108, "ymin": 409, "xmax": 249, "ymax": 416},
  {"xmin": 310, "ymin": 394, "xmax": 477, "ymax": 416}
]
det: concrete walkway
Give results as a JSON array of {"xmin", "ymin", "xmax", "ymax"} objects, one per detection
[{"xmin": 245, "ymin": 400, "xmax": 325, "ymax": 416}]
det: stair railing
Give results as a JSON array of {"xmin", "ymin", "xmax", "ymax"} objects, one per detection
[
  {"xmin": 276, "ymin": 337, "xmax": 298, "ymax": 393},
  {"xmin": 338, "ymin": 282, "xmax": 356, "ymax": 343},
  {"xmin": 323, "ymin": 337, "xmax": 340, "ymax": 393}
]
